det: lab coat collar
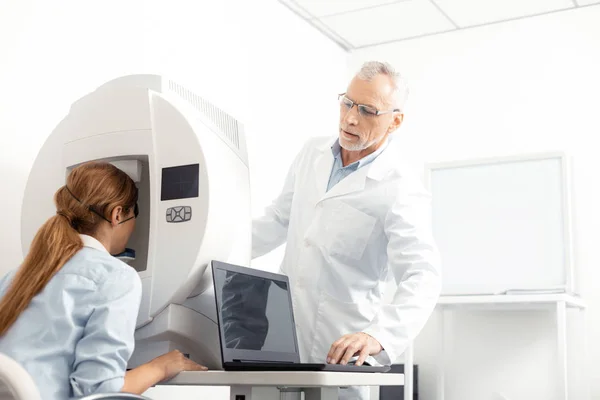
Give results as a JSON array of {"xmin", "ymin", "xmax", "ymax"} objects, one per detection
[
  {"xmin": 366, "ymin": 140, "xmax": 400, "ymax": 181},
  {"xmin": 330, "ymin": 139, "xmax": 388, "ymax": 171},
  {"xmin": 315, "ymin": 135, "xmax": 396, "ymax": 184},
  {"xmin": 79, "ymin": 234, "xmax": 110, "ymax": 254},
  {"xmin": 316, "ymin": 137, "xmax": 335, "ymax": 152},
  {"xmin": 320, "ymin": 165, "xmax": 369, "ymax": 202},
  {"xmin": 312, "ymin": 138, "xmax": 373, "ymax": 203}
]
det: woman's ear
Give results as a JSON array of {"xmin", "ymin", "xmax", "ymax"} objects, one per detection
[{"xmin": 111, "ymin": 206, "xmax": 124, "ymax": 226}]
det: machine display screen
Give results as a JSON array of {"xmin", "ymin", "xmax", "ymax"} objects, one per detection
[{"xmin": 161, "ymin": 164, "xmax": 199, "ymax": 201}]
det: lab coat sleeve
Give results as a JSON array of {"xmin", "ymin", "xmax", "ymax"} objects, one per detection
[
  {"xmin": 251, "ymin": 144, "xmax": 305, "ymax": 259},
  {"xmin": 69, "ymin": 265, "xmax": 143, "ymax": 396},
  {"xmin": 363, "ymin": 181, "xmax": 442, "ymax": 365}
]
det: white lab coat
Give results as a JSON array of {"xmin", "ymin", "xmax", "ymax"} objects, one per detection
[{"xmin": 252, "ymin": 136, "xmax": 441, "ymax": 398}]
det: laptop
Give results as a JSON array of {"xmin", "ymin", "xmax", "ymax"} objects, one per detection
[{"xmin": 211, "ymin": 260, "xmax": 390, "ymax": 373}]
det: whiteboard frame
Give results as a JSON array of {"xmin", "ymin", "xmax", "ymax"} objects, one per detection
[{"xmin": 424, "ymin": 152, "xmax": 575, "ymax": 295}]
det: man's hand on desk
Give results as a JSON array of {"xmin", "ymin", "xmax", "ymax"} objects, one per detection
[{"xmin": 326, "ymin": 332, "xmax": 383, "ymax": 367}]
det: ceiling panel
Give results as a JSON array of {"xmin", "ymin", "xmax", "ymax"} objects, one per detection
[
  {"xmin": 575, "ymin": 0, "xmax": 600, "ymax": 5},
  {"xmin": 433, "ymin": 0, "xmax": 574, "ymax": 27},
  {"xmin": 292, "ymin": 0, "xmax": 405, "ymax": 18},
  {"xmin": 320, "ymin": 0, "xmax": 455, "ymax": 48}
]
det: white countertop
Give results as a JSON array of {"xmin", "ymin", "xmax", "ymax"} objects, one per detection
[{"xmin": 164, "ymin": 370, "xmax": 404, "ymax": 387}]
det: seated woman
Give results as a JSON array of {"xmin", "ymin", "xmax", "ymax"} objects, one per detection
[{"xmin": 0, "ymin": 161, "xmax": 206, "ymax": 399}]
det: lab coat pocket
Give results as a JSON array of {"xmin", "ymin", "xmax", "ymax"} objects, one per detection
[
  {"xmin": 322, "ymin": 202, "xmax": 377, "ymax": 260},
  {"xmin": 310, "ymin": 291, "xmax": 377, "ymax": 362}
]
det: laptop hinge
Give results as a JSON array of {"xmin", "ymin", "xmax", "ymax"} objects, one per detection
[{"xmin": 232, "ymin": 359, "xmax": 294, "ymax": 364}]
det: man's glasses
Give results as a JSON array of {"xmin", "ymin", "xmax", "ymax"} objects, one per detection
[{"xmin": 338, "ymin": 93, "xmax": 400, "ymax": 118}]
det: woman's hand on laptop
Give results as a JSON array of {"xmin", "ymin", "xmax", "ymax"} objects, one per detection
[
  {"xmin": 151, "ymin": 349, "xmax": 208, "ymax": 381},
  {"xmin": 326, "ymin": 332, "xmax": 382, "ymax": 366}
]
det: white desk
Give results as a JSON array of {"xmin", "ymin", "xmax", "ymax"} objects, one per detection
[
  {"xmin": 164, "ymin": 370, "xmax": 404, "ymax": 400},
  {"xmin": 436, "ymin": 294, "xmax": 586, "ymax": 400}
]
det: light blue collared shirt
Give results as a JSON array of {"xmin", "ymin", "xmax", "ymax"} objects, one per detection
[
  {"xmin": 0, "ymin": 235, "xmax": 142, "ymax": 400},
  {"xmin": 327, "ymin": 139, "xmax": 389, "ymax": 191}
]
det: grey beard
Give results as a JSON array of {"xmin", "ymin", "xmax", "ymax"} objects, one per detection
[{"xmin": 340, "ymin": 135, "xmax": 376, "ymax": 151}]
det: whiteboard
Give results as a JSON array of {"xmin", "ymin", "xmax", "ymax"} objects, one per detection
[{"xmin": 426, "ymin": 153, "xmax": 574, "ymax": 295}]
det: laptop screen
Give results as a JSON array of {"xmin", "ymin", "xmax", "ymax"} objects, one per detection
[{"xmin": 212, "ymin": 261, "xmax": 301, "ymax": 364}]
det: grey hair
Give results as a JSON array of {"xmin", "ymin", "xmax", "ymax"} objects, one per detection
[{"xmin": 356, "ymin": 61, "xmax": 409, "ymax": 111}]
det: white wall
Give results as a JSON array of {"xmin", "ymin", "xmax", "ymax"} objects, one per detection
[
  {"xmin": 348, "ymin": 5, "xmax": 600, "ymax": 400},
  {"xmin": 0, "ymin": 0, "xmax": 345, "ymax": 398},
  {"xmin": 0, "ymin": 0, "xmax": 248, "ymax": 271},
  {"xmin": 245, "ymin": 1, "xmax": 348, "ymax": 272}
]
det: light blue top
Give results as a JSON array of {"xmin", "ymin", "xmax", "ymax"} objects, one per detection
[
  {"xmin": 327, "ymin": 138, "xmax": 389, "ymax": 192},
  {"xmin": 0, "ymin": 235, "xmax": 142, "ymax": 400}
]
